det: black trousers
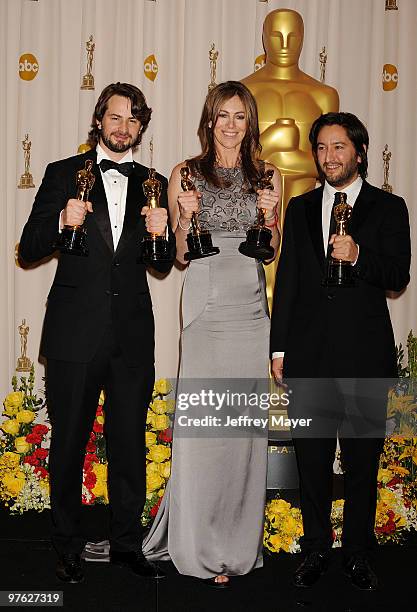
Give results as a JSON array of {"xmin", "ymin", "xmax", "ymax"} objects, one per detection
[
  {"xmin": 46, "ymin": 326, "xmax": 154, "ymax": 555},
  {"xmin": 288, "ymin": 377, "xmax": 387, "ymax": 558}
]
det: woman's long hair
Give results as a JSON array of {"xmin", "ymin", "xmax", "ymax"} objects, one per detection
[{"xmin": 188, "ymin": 81, "xmax": 263, "ymax": 190}]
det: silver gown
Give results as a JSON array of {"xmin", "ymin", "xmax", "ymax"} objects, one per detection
[{"xmin": 143, "ymin": 167, "xmax": 270, "ymax": 578}]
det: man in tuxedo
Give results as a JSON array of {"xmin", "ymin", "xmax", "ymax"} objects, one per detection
[
  {"xmin": 19, "ymin": 82, "xmax": 175, "ymax": 583},
  {"xmin": 270, "ymin": 112, "xmax": 410, "ymax": 590}
]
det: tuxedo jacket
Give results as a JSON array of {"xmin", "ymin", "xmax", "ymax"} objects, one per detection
[
  {"xmin": 270, "ymin": 181, "xmax": 411, "ymax": 378},
  {"xmin": 19, "ymin": 149, "xmax": 175, "ymax": 366}
]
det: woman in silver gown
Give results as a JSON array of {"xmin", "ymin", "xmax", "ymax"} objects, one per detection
[{"xmin": 143, "ymin": 81, "xmax": 281, "ymax": 587}]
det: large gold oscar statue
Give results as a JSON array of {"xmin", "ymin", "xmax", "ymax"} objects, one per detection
[{"xmin": 241, "ymin": 8, "xmax": 339, "ymax": 304}]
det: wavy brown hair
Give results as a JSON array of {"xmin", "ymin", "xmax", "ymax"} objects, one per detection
[
  {"xmin": 87, "ymin": 82, "xmax": 152, "ymax": 149},
  {"xmin": 188, "ymin": 81, "xmax": 262, "ymax": 190}
]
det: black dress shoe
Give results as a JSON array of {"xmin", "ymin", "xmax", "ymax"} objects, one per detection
[
  {"xmin": 293, "ymin": 551, "xmax": 329, "ymax": 588},
  {"xmin": 56, "ymin": 554, "xmax": 84, "ymax": 583},
  {"xmin": 344, "ymin": 556, "xmax": 378, "ymax": 591},
  {"xmin": 110, "ymin": 551, "xmax": 166, "ymax": 579}
]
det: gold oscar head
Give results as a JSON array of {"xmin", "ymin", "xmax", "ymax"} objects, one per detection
[{"xmin": 263, "ymin": 9, "xmax": 304, "ymax": 68}]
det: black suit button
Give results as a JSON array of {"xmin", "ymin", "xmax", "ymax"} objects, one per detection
[
  {"xmin": 105, "ymin": 290, "xmax": 111, "ymax": 295},
  {"xmin": 327, "ymin": 293, "xmax": 335, "ymax": 300},
  {"xmin": 113, "ymin": 292, "xmax": 119, "ymax": 296},
  {"xmin": 114, "ymin": 261, "xmax": 120, "ymax": 267}
]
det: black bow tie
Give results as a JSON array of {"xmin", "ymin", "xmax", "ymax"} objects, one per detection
[{"xmin": 99, "ymin": 159, "xmax": 135, "ymax": 177}]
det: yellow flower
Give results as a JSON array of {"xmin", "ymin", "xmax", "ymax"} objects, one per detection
[
  {"xmin": 146, "ymin": 471, "xmax": 164, "ymax": 493},
  {"xmin": 399, "ymin": 444, "xmax": 417, "ymax": 465},
  {"xmin": 15, "ymin": 437, "xmax": 30, "ymax": 454},
  {"xmin": 151, "ymin": 400, "xmax": 168, "ymax": 415},
  {"xmin": 151, "ymin": 398, "xmax": 175, "ymax": 414},
  {"xmin": 16, "ymin": 409, "xmax": 35, "ymax": 424},
  {"xmin": 96, "ymin": 415, "xmax": 105, "ymax": 425},
  {"xmin": 2, "ymin": 470, "xmax": 25, "ymax": 496},
  {"xmin": 147, "ymin": 444, "xmax": 171, "ymax": 464},
  {"xmin": 0, "ymin": 452, "xmax": 20, "ymax": 468},
  {"xmin": 145, "ymin": 431, "xmax": 157, "ymax": 447},
  {"xmin": 148, "ymin": 413, "xmax": 170, "ymax": 431},
  {"xmin": 3, "ymin": 391, "xmax": 24, "ymax": 415},
  {"xmin": 388, "ymin": 464, "xmax": 409, "ymax": 476},
  {"xmin": 165, "ymin": 399, "xmax": 175, "ymax": 414},
  {"xmin": 378, "ymin": 488, "xmax": 396, "ymax": 507},
  {"xmin": 268, "ymin": 534, "xmax": 283, "ymax": 552},
  {"xmin": 92, "ymin": 479, "xmax": 108, "ymax": 502},
  {"xmin": 378, "ymin": 468, "xmax": 394, "ymax": 484},
  {"xmin": 92, "ymin": 463, "xmax": 107, "ymax": 481},
  {"xmin": 154, "ymin": 379, "xmax": 172, "ymax": 396},
  {"xmin": 158, "ymin": 461, "xmax": 171, "ymax": 479},
  {"xmin": 1, "ymin": 419, "xmax": 20, "ymax": 436},
  {"xmin": 39, "ymin": 479, "xmax": 50, "ymax": 495},
  {"xmin": 390, "ymin": 435, "xmax": 406, "ymax": 445},
  {"xmin": 267, "ymin": 498, "xmax": 291, "ymax": 516},
  {"xmin": 146, "ymin": 461, "xmax": 160, "ymax": 476},
  {"xmin": 283, "ymin": 514, "xmax": 298, "ymax": 533}
]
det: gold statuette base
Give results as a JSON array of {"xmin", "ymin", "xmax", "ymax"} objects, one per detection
[
  {"xmin": 18, "ymin": 173, "xmax": 35, "ymax": 189},
  {"xmin": 16, "ymin": 356, "xmax": 33, "ymax": 372},
  {"xmin": 382, "ymin": 183, "xmax": 393, "ymax": 193},
  {"xmin": 81, "ymin": 74, "xmax": 95, "ymax": 90}
]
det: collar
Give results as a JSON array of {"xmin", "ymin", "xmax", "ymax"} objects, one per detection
[
  {"xmin": 323, "ymin": 176, "xmax": 363, "ymax": 207},
  {"xmin": 96, "ymin": 143, "xmax": 133, "ymax": 165}
]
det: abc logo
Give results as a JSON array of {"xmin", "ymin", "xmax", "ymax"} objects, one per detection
[
  {"xmin": 19, "ymin": 53, "xmax": 39, "ymax": 81},
  {"xmin": 144, "ymin": 54, "xmax": 158, "ymax": 82},
  {"xmin": 382, "ymin": 64, "xmax": 398, "ymax": 91},
  {"xmin": 254, "ymin": 53, "xmax": 266, "ymax": 72}
]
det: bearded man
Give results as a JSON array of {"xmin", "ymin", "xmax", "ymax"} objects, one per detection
[{"xmin": 270, "ymin": 112, "xmax": 410, "ymax": 590}]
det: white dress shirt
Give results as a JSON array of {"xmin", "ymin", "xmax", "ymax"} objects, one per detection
[
  {"xmin": 272, "ymin": 176, "xmax": 363, "ymax": 361},
  {"xmin": 96, "ymin": 144, "xmax": 133, "ymax": 250}
]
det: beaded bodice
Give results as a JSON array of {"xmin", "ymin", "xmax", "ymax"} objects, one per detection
[{"xmin": 193, "ymin": 167, "xmax": 257, "ymax": 233}]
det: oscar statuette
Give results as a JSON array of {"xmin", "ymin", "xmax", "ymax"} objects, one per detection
[
  {"xmin": 81, "ymin": 35, "xmax": 95, "ymax": 90},
  {"xmin": 180, "ymin": 166, "xmax": 220, "ymax": 261},
  {"xmin": 141, "ymin": 168, "xmax": 173, "ymax": 264},
  {"xmin": 238, "ymin": 168, "xmax": 275, "ymax": 261},
  {"xmin": 18, "ymin": 134, "xmax": 35, "ymax": 189},
  {"xmin": 16, "ymin": 319, "xmax": 32, "ymax": 372},
  {"xmin": 323, "ymin": 192, "xmax": 355, "ymax": 287},
  {"xmin": 56, "ymin": 160, "xmax": 95, "ymax": 256}
]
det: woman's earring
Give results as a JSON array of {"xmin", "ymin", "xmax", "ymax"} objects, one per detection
[{"xmin": 208, "ymin": 121, "xmax": 212, "ymax": 129}]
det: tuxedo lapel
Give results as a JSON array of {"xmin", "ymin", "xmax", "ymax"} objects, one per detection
[
  {"xmin": 115, "ymin": 163, "xmax": 147, "ymax": 257},
  {"xmin": 87, "ymin": 156, "xmax": 114, "ymax": 254},
  {"xmin": 305, "ymin": 186, "xmax": 326, "ymax": 271},
  {"xmin": 348, "ymin": 181, "xmax": 376, "ymax": 238}
]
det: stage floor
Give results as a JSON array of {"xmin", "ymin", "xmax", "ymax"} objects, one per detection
[{"xmin": 1, "ymin": 507, "xmax": 414, "ymax": 612}]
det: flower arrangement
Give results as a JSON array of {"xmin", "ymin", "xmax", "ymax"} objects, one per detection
[
  {"xmin": 264, "ymin": 497, "xmax": 304, "ymax": 553},
  {"xmin": 80, "ymin": 378, "xmax": 175, "ymax": 522},
  {"xmin": 389, "ymin": 330, "xmax": 417, "ymax": 437},
  {"xmin": 1, "ymin": 357, "xmax": 416, "ymax": 551},
  {"xmin": 375, "ymin": 436, "xmax": 417, "ymax": 543},
  {"xmin": 0, "ymin": 371, "xmax": 175, "ymax": 521},
  {"xmin": 142, "ymin": 378, "xmax": 175, "ymax": 526},
  {"xmin": 82, "ymin": 391, "xmax": 108, "ymax": 505},
  {"xmin": 0, "ymin": 367, "xmax": 49, "ymax": 513}
]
